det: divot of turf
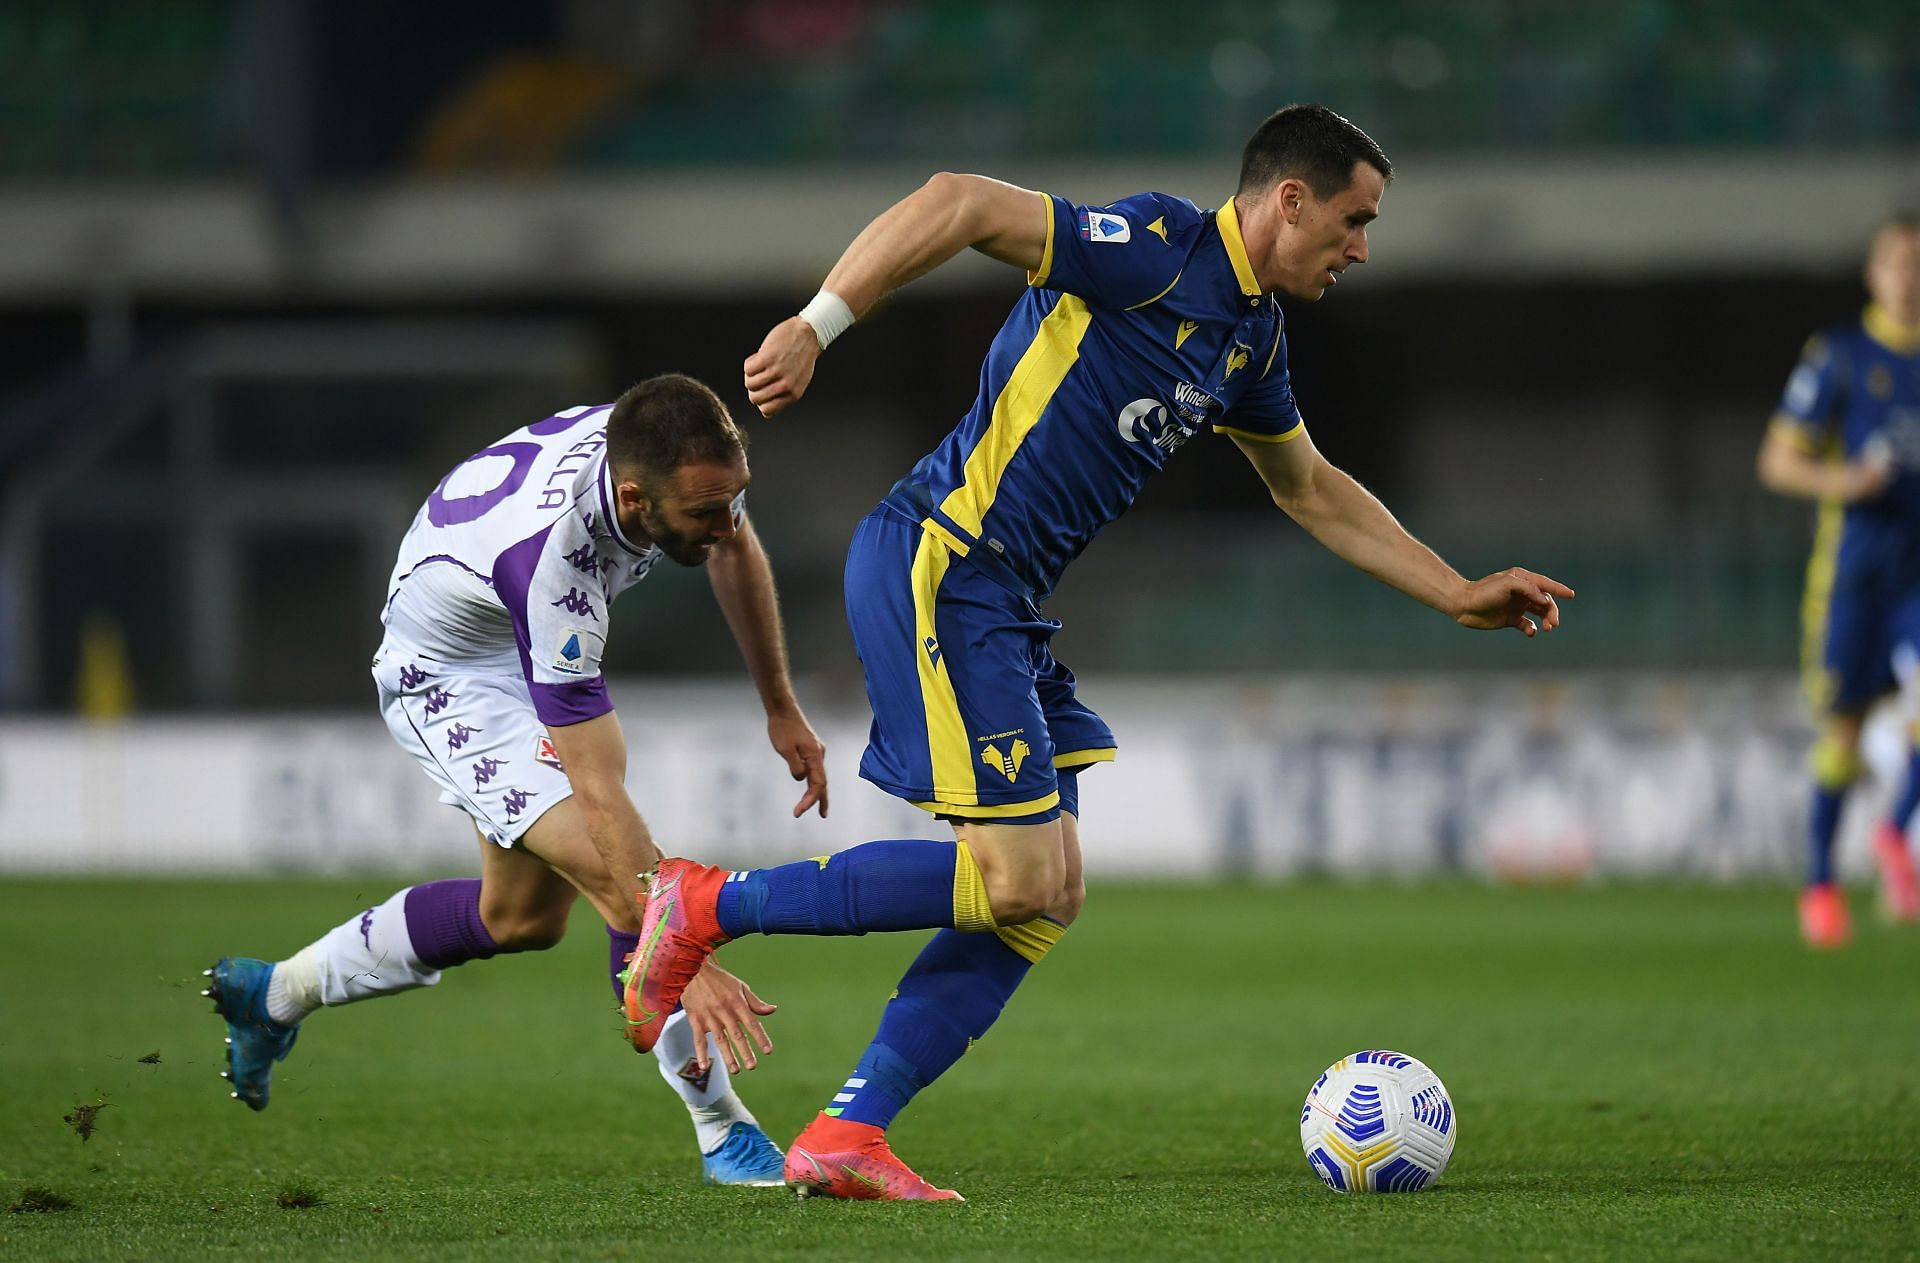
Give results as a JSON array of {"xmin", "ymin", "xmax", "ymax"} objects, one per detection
[
  {"xmin": 138, "ymin": 1050, "xmax": 162, "ymax": 1065},
  {"xmin": 62, "ymin": 1100, "xmax": 109, "ymax": 1142},
  {"xmin": 9, "ymin": 1187, "xmax": 74, "ymax": 1214},
  {"xmin": 275, "ymin": 1186, "xmax": 323, "ymax": 1210}
]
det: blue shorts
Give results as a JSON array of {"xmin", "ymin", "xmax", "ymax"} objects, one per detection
[
  {"xmin": 844, "ymin": 507, "xmax": 1115, "ymax": 822},
  {"xmin": 1806, "ymin": 573, "xmax": 1920, "ymax": 714}
]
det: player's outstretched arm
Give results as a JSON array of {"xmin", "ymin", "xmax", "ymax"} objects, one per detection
[
  {"xmin": 1756, "ymin": 419, "xmax": 1890, "ymax": 503},
  {"xmin": 744, "ymin": 173, "xmax": 1050, "ymax": 417},
  {"xmin": 707, "ymin": 515, "xmax": 829, "ymax": 817},
  {"xmin": 1231, "ymin": 431, "xmax": 1573, "ymax": 637}
]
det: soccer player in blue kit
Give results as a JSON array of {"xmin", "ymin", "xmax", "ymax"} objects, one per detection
[
  {"xmin": 1758, "ymin": 212, "xmax": 1920, "ymax": 947},
  {"xmin": 625, "ymin": 104, "xmax": 1575, "ymax": 1199}
]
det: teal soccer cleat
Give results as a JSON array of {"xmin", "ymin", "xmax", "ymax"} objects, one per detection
[
  {"xmin": 702, "ymin": 1121, "xmax": 787, "ymax": 1187},
  {"xmin": 202, "ymin": 957, "xmax": 299, "ymax": 1111}
]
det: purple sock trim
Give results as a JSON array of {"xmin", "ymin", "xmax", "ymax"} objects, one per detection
[
  {"xmin": 403, "ymin": 879, "xmax": 500, "ymax": 970},
  {"xmin": 607, "ymin": 926, "xmax": 640, "ymax": 1003}
]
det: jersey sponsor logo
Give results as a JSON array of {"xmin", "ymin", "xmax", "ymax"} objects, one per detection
[
  {"xmin": 552, "ymin": 629, "xmax": 591, "ymax": 675},
  {"xmin": 1077, "ymin": 208, "xmax": 1131, "ymax": 243},
  {"xmin": 1175, "ymin": 319, "xmax": 1199, "ymax": 350},
  {"xmin": 535, "ymin": 734, "xmax": 564, "ymax": 770},
  {"xmin": 1171, "ymin": 381, "xmax": 1219, "ymax": 424},
  {"xmin": 1117, "ymin": 398, "xmax": 1200, "ymax": 454}
]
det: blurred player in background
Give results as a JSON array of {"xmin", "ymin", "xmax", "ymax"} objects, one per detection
[
  {"xmin": 204, "ymin": 374, "xmax": 828, "ymax": 1185},
  {"xmin": 620, "ymin": 104, "xmax": 1572, "ymax": 1201},
  {"xmin": 1758, "ymin": 213, "xmax": 1920, "ymax": 948}
]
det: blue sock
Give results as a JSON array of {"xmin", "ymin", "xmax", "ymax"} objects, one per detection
[
  {"xmin": 1809, "ymin": 785, "xmax": 1846, "ymax": 886},
  {"xmin": 830, "ymin": 928, "xmax": 1036, "ymax": 1129},
  {"xmin": 1890, "ymin": 748, "xmax": 1920, "ymax": 838},
  {"xmin": 715, "ymin": 840, "xmax": 962, "ymax": 938}
]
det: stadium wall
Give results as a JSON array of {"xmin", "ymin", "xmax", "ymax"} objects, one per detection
[{"xmin": 0, "ymin": 674, "xmax": 1893, "ymax": 881}]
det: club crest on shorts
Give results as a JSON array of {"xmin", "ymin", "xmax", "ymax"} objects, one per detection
[
  {"xmin": 534, "ymin": 734, "xmax": 564, "ymax": 770},
  {"xmin": 978, "ymin": 737, "xmax": 1031, "ymax": 783}
]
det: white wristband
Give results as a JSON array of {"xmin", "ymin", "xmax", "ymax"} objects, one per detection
[{"xmin": 798, "ymin": 289, "xmax": 855, "ymax": 350}]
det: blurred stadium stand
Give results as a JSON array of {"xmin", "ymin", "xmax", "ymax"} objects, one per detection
[{"xmin": 0, "ymin": 0, "xmax": 1916, "ymax": 715}]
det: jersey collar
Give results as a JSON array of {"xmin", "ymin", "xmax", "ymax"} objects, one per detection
[
  {"xmin": 1216, "ymin": 196, "xmax": 1264, "ymax": 298},
  {"xmin": 596, "ymin": 457, "xmax": 652, "ymax": 556},
  {"xmin": 1865, "ymin": 303, "xmax": 1920, "ymax": 354}
]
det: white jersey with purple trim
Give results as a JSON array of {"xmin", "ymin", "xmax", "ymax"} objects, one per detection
[{"xmin": 379, "ymin": 402, "xmax": 738, "ymax": 729}]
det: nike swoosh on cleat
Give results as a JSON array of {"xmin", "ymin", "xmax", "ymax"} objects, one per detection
[
  {"xmin": 842, "ymin": 1164, "xmax": 887, "ymax": 1192},
  {"xmin": 624, "ymin": 900, "xmax": 674, "ymax": 1029}
]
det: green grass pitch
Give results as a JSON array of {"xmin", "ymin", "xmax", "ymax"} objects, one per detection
[{"xmin": 2, "ymin": 879, "xmax": 1917, "ymax": 1260}]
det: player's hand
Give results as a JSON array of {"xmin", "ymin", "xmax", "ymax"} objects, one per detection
[
  {"xmin": 1456, "ymin": 568, "xmax": 1574, "ymax": 637},
  {"xmin": 768, "ymin": 705, "xmax": 829, "ymax": 818},
  {"xmin": 679, "ymin": 959, "xmax": 777, "ymax": 1075},
  {"xmin": 1842, "ymin": 458, "xmax": 1895, "ymax": 503},
  {"xmin": 744, "ymin": 316, "xmax": 822, "ymax": 418}
]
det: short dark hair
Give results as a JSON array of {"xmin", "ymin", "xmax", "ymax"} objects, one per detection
[
  {"xmin": 606, "ymin": 373, "xmax": 746, "ymax": 489},
  {"xmin": 1238, "ymin": 104, "xmax": 1392, "ymax": 200}
]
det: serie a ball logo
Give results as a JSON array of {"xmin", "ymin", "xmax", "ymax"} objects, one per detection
[{"xmin": 1299, "ymin": 1051, "xmax": 1456, "ymax": 1193}]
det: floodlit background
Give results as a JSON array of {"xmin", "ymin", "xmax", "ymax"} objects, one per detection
[{"xmin": 2, "ymin": 0, "xmax": 1917, "ymax": 878}]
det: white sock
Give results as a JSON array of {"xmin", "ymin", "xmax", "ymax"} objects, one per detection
[
  {"xmin": 652, "ymin": 1009, "xmax": 755, "ymax": 1154},
  {"xmin": 264, "ymin": 943, "xmax": 323, "ymax": 1026},
  {"xmin": 271, "ymin": 887, "xmax": 443, "ymax": 1023}
]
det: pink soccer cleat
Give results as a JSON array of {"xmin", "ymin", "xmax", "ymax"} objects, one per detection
[
  {"xmin": 621, "ymin": 859, "xmax": 731, "ymax": 1053},
  {"xmin": 1798, "ymin": 882, "xmax": 1853, "ymax": 949},
  {"xmin": 1872, "ymin": 821, "xmax": 1920, "ymax": 923},
  {"xmin": 784, "ymin": 1113, "xmax": 964, "ymax": 1202}
]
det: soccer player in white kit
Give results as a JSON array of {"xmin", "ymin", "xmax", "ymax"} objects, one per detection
[{"xmin": 204, "ymin": 374, "xmax": 827, "ymax": 1186}]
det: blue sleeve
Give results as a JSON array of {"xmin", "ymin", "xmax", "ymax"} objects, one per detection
[
  {"xmin": 1214, "ymin": 323, "xmax": 1305, "ymax": 444},
  {"xmin": 1029, "ymin": 191, "xmax": 1194, "ymax": 310},
  {"xmin": 1772, "ymin": 333, "xmax": 1844, "ymax": 452}
]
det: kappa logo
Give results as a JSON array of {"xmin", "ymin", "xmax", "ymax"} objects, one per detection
[
  {"xmin": 563, "ymin": 542, "xmax": 600, "ymax": 577},
  {"xmin": 473, "ymin": 756, "xmax": 506, "ymax": 789},
  {"xmin": 397, "ymin": 663, "xmax": 430, "ymax": 691},
  {"xmin": 979, "ymin": 738, "xmax": 1031, "ymax": 783},
  {"xmin": 503, "ymin": 788, "xmax": 535, "ymax": 821},
  {"xmin": 1175, "ymin": 319, "xmax": 1199, "ymax": 351},
  {"xmin": 1077, "ymin": 208, "xmax": 1131, "ymax": 243},
  {"xmin": 551, "ymin": 588, "xmax": 598, "ymax": 619},
  {"xmin": 446, "ymin": 723, "xmax": 481, "ymax": 753},
  {"xmin": 358, "ymin": 908, "xmax": 375, "ymax": 949}
]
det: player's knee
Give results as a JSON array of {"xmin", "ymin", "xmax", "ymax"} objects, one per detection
[
  {"xmin": 1047, "ymin": 878, "xmax": 1086, "ymax": 926},
  {"xmin": 487, "ymin": 907, "xmax": 570, "ymax": 952},
  {"xmin": 983, "ymin": 867, "xmax": 1065, "ymax": 926}
]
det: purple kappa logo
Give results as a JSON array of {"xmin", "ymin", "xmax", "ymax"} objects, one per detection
[
  {"xmin": 503, "ymin": 788, "xmax": 535, "ymax": 821},
  {"xmin": 473, "ymin": 757, "xmax": 506, "ymax": 789},
  {"xmin": 358, "ymin": 908, "xmax": 375, "ymax": 949},
  {"xmin": 422, "ymin": 686, "xmax": 457, "ymax": 716},
  {"xmin": 446, "ymin": 723, "xmax": 481, "ymax": 753},
  {"xmin": 564, "ymin": 543, "xmax": 600, "ymax": 577},
  {"xmin": 398, "ymin": 663, "xmax": 430, "ymax": 691},
  {"xmin": 551, "ymin": 589, "xmax": 598, "ymax": 618}
]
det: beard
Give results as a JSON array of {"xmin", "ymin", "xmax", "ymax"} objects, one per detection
[{"xmin": 636, "ymin": 511, "xmax": 717, "ymax": 567}]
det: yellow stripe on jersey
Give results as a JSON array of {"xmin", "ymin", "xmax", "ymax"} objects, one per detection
[
  {"xmin": 938, "ymin": 295, "xmax": 1094, "ymax": 536},
  {"xmin": 1053, "ymin": 746, "xmax": 1117, "ymax": 770},
  {"xmin": 912, "ymin": 790, "xmax": 1063, "ymax": 820},
  {"xmin": 1768, "ymin": 413, "xmax": 1822, "ymax": 454},
  {"xmin": 1799, "ymin": 478, "xmax": 1845, "ymax": 714},
  {"xmin": 1124, "ymin": 268, "xmax": 1184, "ymax": 311},
  {"xmin": 1215, "ymin": 196, "xmax": 1263, "ymax": 297},
  {"xmin": 1864, "ymin": 302, "xmax": 1920, "ymax": 354},
  {"xmin": 911, "ymin": 530, "xmax": 977, "ymax": 805},
  {"xmin": 1214, "ymin": 418, "xmax": 1306, "ymax": 445},
  {"xmin": 1027, "ymin": 191, "xmax": 1057, "ymax": 288}
]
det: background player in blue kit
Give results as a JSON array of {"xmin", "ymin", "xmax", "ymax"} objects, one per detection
[
  {"xmin": 1758, "ymin": 213, "xmax": 1920, "ymax": 947},
  {"xmin": 625, "ymin": 104, "xmax": 1574, "ymax": 1200}
]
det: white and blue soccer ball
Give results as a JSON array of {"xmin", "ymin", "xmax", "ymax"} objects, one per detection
[{"xmin": 1299, "ymin": 1050, "xmax": 1455, "ymax": 1193}]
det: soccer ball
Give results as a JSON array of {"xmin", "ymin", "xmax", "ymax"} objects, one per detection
[{"xmin": 1299, "ymin": 1050, "xmax": 1455, "ymax": 1192}]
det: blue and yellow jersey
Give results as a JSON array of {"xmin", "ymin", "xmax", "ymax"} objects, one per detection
[
  {"xmin": 1771, "ymin": 304, "xmax": 1920, "ymax": 584},
  {"xmin": 882, "ymin": 191, "xmax": 1302, "ymax": 599}
]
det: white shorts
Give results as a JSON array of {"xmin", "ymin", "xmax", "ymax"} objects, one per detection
[{"xmin": 373, "ymin": 638, "xmax": 574, "ymax": 848}]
